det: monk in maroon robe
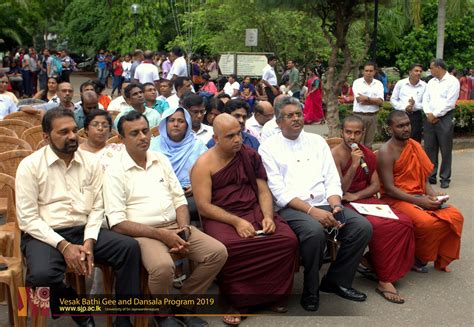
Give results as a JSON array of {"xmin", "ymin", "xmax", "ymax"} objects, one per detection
[
  {"xmin": 191, "ymin": 114, "xmax": 298, "ymax": 324},
  {"xmin": 332, "ymin": 116, "xmax": 415, "ymax": 304}
]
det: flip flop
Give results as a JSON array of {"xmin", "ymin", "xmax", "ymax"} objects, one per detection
[
  {"xmin": 222, "ymin": 309, "xmax": 247, "ymax": 326},
  {"xmin": 375, "ymin": 288, "xmax": 405, "ymax": 304},
  {"xmin": 356, "ymin": 264, "xmax": 378, "ymax": 281}
]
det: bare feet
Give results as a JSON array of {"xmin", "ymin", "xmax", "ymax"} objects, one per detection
[{"xmin": 376, "ymin": 281, "xmax": 405, "ymax": 304}]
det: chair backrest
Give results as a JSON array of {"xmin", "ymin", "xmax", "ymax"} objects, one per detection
[
  {"xmin": 106, "ymin": 135, "xmax": 122, "ymax": 145},
  {"xmin": 0, "ymin": 136, "xmax": 32, "ymax": 152},
  {"xmin": 0, "ymin": 119, "xmax": 33, "ymax": 139},
  {"xmin": 0, "ymin": 150, "xmax": 34, "ymax": 178},
  {"xmin": 21, "ymin": 126, "xmax": 44, "ymax": 150},
  {"xmin": 0, "ymin": 127, "xmax": 18, "ymax": 138},
  {"xmin": 0, "ymin": 173, "xmax": 16, "ymax": 224},
  {"xmin": 4, "ymin": 110, "xmax": 42, "ymax": 126},
  {"xmin": 36, "ymin": 139, "xmax": 48, "ymax": 150},
  {"xmin": 326, "ymin": 137, "xmax": 343, "ymax": 149},
  {"xmin": 77, "ymin": 128, "xmax": 87, "ymax": 138},
  {"xmin": 108, "ymin": 111, "xmax": 120, "ymax": 122}
]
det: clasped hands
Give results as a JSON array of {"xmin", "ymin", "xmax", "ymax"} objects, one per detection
[
  {"xmin": 60, "ymin": 239, "xmax": 95, "ymax": 277},
  {"xmin": 233, "ymin": 217, "xmax": 275, "ymax": 238}
]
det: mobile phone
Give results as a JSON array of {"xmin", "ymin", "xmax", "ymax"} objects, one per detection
[
  {"xmin": 436, "ymin": 195, "xmax": 449, "ymax": 202},
  {"xmin": 178, "ymin": 230, "xmax": 188, "ymax": 241},
  {"xmin": 333, "ymin": 210, "xmax": 347, "ymax": 225},
  {"xmin": 0, "ymin": 263, "xmax": 8, "ymax": 271}
]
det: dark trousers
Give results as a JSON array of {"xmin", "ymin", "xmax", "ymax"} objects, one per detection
[
  {"xmin": 423, "ymin": 110, "xmax": 454, "ymax": 183},
  {"xmin": 279, "ymin": 206, "xmax": 372, "ymax": 296},
  {"xmin": 265, "ymin": 86, "xmax": 276, "ymax": 105},
  {"xmin": 61, "ymin": 70, "xmax": 71, "ymax": 83},
  {"xmin": 22, "ymin": 226, "xmax": 141, "ymax": 313},
  {"xmin": 21, "ymin": 70, "xmax": 32, "ymax": 97},
  {"xmin": 408, "ymin": 110, "xmax": 423, "ymax": 142}
]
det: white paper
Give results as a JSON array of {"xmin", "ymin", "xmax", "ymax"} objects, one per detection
[{"xmin": 350, "ymin": 203, "xmax": 399, "ymax": 220}]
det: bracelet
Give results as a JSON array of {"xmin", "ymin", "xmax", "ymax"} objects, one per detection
[
  {"xmin": 61, "ymin": 242, "xmax": 71, "ymax": 255},
  {"xmin": 306, "ymin": 206, "xmax": 313, "ymax": 215},
  {"xmin": 331, "ymin": 204, "xmax": 344, "ymax": 211}
]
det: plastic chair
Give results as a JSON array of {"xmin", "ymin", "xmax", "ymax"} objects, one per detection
[
  {"xmin": 0, "ymin": 136, "xmax": 32, "ymax": 152},
  {"xmin": 106, "ymin": 135, "xmax": 122, "ymax": 145},
  {"xmin": 4, "ymin": 111, "xmax": 42, "ymax": 126},
  {"xmin": 0, "ymin": 150, "xmax": 34, "ymax": 178},
  {"xmin": 0, "ymin": 127, "xmax": 18, "ymax": 138},
  {"xmin": 21, "ymin": 126, "xmax": 44, "ymax": 150},
  {"xmin": 0, "ymin": 119, "xmax": 33, "ymax": 140}
]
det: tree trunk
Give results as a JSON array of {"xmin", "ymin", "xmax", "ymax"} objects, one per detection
[{"xmin": 436, "ymin": 0, "xmax": 446, "ymax": 58}]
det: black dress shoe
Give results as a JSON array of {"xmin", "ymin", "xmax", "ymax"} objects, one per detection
[
  {"xmin": 300, "ymin": 294, "xmax": 319, "ymax": 311},
  {"xmin": 429, "ymin": 178, "xmax": 437, "ymax": 185},
  {"xmin": 440, "ymin": 181, "xmax": 450, "ymax": 189},
  {"xmin": 320, "ymin": 277, "xmax": 367, "ymax": 302},
  {"xmin": 72, "ymin": 316, "xmax": 95, "ymax": 327}
]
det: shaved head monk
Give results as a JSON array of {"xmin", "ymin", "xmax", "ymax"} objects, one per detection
[
  {"xmin": 331, "ymin": 115, "xmax": 415, "ymax": 304},
  {"xmin": 191, "ymin": 113, "xmax": 298, "ymax": 325},
  {"xmin": 377, "ymin": 111, "xmax": 463, "ymax": 273}
]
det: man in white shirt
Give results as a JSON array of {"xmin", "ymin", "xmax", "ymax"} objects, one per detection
[
  {"xmin": 423, "ymin": 58, "xmax": 460, "ymax": 189},
  {"xmin": 259, "ymin": 97, "xmax": 372, "ymax": 312},
  {"xmin": 222, "ymin": 74, "xmax": 240, "ymax": 98},
  {"xmin": 133, "ymin": 50, "xmax": 159, "ymax": 85},
  {"xmin": 261, "ymin": 55, "xmax": 279, "ymax": 104},
  {"xmin": 0, "ymin": 94, "xmax": 18, "ymax": 119},
  {"xmin": 166, "ymin": 46, "xmax": 188, "ymax": 80},
  {"xmin": 104, "ymin": 111, "xmax": 227, "ymax": 326},
  {"xmin": 352, "ymin": 62, "xmax": 384, "ymax": 148},
  {"xmin": 108, "ymin": 81, "xmax": 131, "ymax": 112},
  {"xmin": 16, "ymin": 108, "xmax": 140, "ymax": 327},
  {"xmin": 245, "ymin": 100, "xmax": 275, "ymax": 141},
  {"xmin": 182, "ymin": 93, "xmax": 214, "ymax": 144},
  {"xmin": 390, "ymin": 63, "xmax": 426, "ymax": 142}
]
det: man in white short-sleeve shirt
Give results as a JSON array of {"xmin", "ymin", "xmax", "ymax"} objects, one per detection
[
  {"xmin": 351, "ymin": 62, "xmax": 384, "ymax": 148},
  {"xmin": 134, "ymin": 50, "xmax": 159, "ymax": 84},
  {"xmin": 166, "ymin": 46, "xmax": 188, "ymax": 80},
  {"xmin": 222, "ymin": 74, "xmax": 240, "ymax": 98}
]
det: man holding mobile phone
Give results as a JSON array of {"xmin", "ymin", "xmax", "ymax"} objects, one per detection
[
  {"xmin": 103, "ymin": 111, "xmax": 227, "ymax": 327},
  {"xmin": 259, "ymin": 97, "xmax": 373, "ymax": 312}
]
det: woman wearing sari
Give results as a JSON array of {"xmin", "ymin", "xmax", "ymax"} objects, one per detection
[{"xmin": 304, "ymin": 68, "xmax": 325, "ymax": 124}]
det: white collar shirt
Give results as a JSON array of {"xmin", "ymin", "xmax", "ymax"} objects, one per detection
[
  {"xmin": 104, "ymin": 150, "xmax": 187, "ymax": 228},
  {"xmin": 423, "ymin": 72, "xmax": 460, "ymax": 118},
  {"xmin": 107, "ymin": 96, "xmax": 129, "ymax": 112},
  {"xmin": 134, "ymin": 62, "xmax": 160, "ymax": 84},
  {"xmin": 0, "ymin": 95, "xmax": 18, "ymax": 119},
  {"xmin": 390, "ymin": 77, "xmax": 426, "ymax": 111},
  {"xmin": 352, "ymin": 77, "xmax": 384, "ymax": 113},
  {"xmin": 193, "ymin": 123, "xmax": 214, "ymax": 145},
  {"xmin": 258, "ymin": 131, "xmax": 342, "ymax": 209},
  {"xmin": 15, "ymin": 146, "xmax": 104, "ymax": 248},
  {"xmin": 260, "ymin": 118, "xmax": 280, "ymax": 143},
  {"xmin": 167, "ymin": 56, "xmax": 188, "ymax": 80},
  {"xmin": 262, "ymin": 64, "xmax": 277, "ymax": 86},
  {"xmin": 245, "ymin": 115, "xmax": 263, "ymax": 141}
]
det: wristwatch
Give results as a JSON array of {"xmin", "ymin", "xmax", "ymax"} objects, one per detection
[{"xmin": 331, "ymin": 204, "xmax": 344, "ymax": 211}]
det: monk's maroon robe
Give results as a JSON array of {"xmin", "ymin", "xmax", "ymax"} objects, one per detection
[
  {"xmin": 342, "ymin": 144, "xmax": 415, "ymax": 282},
  {"xmin": 202, "ymin": 145, "xmax": 298, "ymax": 308}
]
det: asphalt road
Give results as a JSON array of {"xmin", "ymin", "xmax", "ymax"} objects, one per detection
[{"xmin": 1, "ymin": 73, "xmax": 472, "ymax": 326}]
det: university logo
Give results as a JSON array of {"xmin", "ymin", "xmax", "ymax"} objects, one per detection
[{"xmin": 18, "ymin": 287, "xmax": 50, "ymax": 317}]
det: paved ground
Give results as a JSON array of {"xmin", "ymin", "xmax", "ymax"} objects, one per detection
[{"xmin": 1, "ymin": 73, "xmax": 473, "ymax": 326}]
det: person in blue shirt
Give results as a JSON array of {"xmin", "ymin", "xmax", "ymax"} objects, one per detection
[{"xmin": 206, "ymin": 99, "xmax": 260, "ymax": 151}]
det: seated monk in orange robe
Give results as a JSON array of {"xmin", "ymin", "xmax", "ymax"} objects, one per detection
[
  {"xmin": 332, "ymin": 116, "xmax": 415, "ymax": 304},
  {"xmin": 377, "ymin": 111, "xmax": 463, "ymax": 272}
]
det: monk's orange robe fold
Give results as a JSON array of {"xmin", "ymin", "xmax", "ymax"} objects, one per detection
[{"xmin": 381, "ymin": 139, "xmax": 463, "ymax": 270}]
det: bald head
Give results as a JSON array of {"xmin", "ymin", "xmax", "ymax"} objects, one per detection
[
  {"xmin": 213, "ymin": 113, "xmax": 240, "ymax": 137},
  {"xmin": 82, "ymin": 91, "xmax": 99, "ymax": 113},
  {"xmin": 274, "ymin": 94, "xmax": 291, "ymax": 106},
  {"xmin": 254, "ymin": 101, "xmax": 274, "ymax": 125}
]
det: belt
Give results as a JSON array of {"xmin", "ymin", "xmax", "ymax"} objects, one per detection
[{"xmin": 354, "ymin": 111, "xmax": 378, "ymax": 116}]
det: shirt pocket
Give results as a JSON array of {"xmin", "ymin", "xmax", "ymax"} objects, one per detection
[{"xmin": 77, "ymin": 185, "xmax": 96, "ymax": 215}]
